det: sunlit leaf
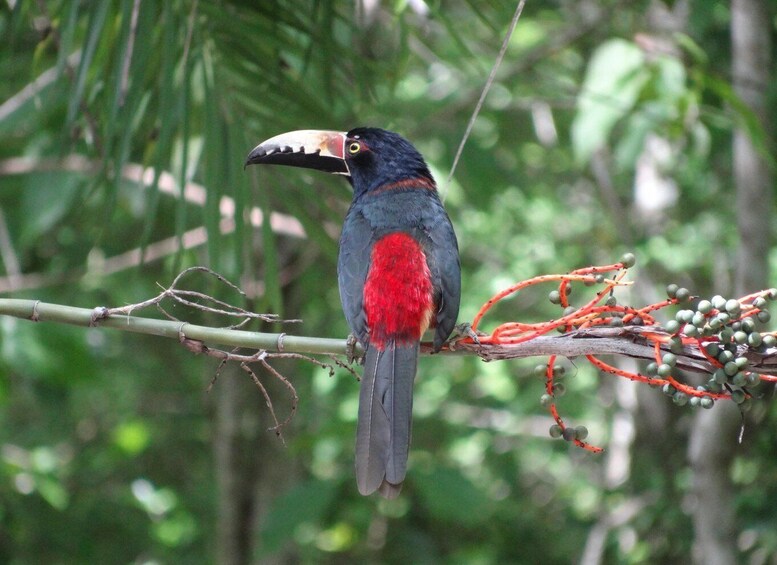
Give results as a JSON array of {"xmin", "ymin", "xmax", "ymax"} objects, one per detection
[{"xmin": 571, "ymin": 38, "xmax": 648, "ymax": 165}]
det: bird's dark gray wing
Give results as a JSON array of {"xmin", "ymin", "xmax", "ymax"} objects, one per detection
[
  {"xmin": 337, "ymin": 205, "xmax": 374, "ymax": 345},
  {"xmin": 424, "ymin": 203, "xmax": 461, "ymax": 351}
]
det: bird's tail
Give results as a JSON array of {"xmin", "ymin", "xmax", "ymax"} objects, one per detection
[{"xmin": 355, "ymin": 342, "xmax": 418, "ymax": 499}]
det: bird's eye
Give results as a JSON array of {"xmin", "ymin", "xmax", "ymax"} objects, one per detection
[{"xmin": 348, "ymin": 141, "xmax": 361, "ymax": 154}]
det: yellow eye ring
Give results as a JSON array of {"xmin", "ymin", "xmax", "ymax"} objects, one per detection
[{"xmin": 348, "ymin": 141, "xmax": 361, "ymax": 154}]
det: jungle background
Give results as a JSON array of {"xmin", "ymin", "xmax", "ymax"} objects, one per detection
[{"xmin": 0, "ymin": 1, "xmax": 775, "ymax": 563}]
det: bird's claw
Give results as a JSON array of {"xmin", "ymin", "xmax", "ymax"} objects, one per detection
[
  {"xmin": 345, "ymin": 334, "xmax": 363, "ymax": 365},
  {"xmin": 447, "ymin": 322, "xmax": 482, "ymax": 350}
]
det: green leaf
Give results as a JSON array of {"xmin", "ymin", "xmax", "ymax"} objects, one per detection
[
  {"xmin": 19, "ymin": 172, "xmax": 82, "ymax": 246},
  {"xmin": 571, "ymin": 38, "xmax": 648, "ymax": 165},
  {"xmin": 66, "ymin": 1, "xmax": 110, "ymax": 126}
]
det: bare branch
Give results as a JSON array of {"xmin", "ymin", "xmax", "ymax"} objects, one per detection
[{"xmin": 2, "ymin": 297, "xmax": 776, "ymax": 376}]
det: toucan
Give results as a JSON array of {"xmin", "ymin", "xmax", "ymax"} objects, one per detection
[{"xmin": 245, "ymin": 128, "xmax": 461, "ymax": 498}]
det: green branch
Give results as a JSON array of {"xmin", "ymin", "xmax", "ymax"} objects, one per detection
[
  {"xmin": 0, "ymin": 298, "xmax": 360, "ymax": 357},
  {"xmin": 4, "ymin": 298, "xmax": 776, "ymax": 379}
]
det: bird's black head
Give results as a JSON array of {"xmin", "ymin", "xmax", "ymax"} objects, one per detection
[
  {"xmin": 244, "ymin": 127, "xmax": 436, "ymax": 198},
  {"xmin": 341, "ymin": 127, "xmax": 435, "ymax": 197}
]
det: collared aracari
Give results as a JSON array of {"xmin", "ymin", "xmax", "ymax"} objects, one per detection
[{"xmin": 245, "ymin": 128, "xmax": 461, "ymax": 498}]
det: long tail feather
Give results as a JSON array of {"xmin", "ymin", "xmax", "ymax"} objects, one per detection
[{"xmin": 355, "ymin": 343, "xmax": 419, "ymax": 498}]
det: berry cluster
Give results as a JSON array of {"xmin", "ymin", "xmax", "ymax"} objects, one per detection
[
  {"xmin": 646, "ymin": 285, "xmax": 777, "ymax": 412},
  {"xmin": 468, "ymin": 253, "xmax": 776, "ymax": 453}
]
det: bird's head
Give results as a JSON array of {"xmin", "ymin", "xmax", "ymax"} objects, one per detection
[{"xmin": 245, "ymin": 127, "xmax": 435, "ymax": 197}]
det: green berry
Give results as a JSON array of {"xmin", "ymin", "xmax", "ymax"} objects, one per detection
[
  {"xmin": 706, "ymin": 380, "xmax": 723, "ymax": 393},
  {"xmin": 669, "ymin": 337, "xmax": 684, "ymax": 354},
  {"xmin": 685, "ymin": 324, "xmax": 699, "ymax": 338},
  {"xmin": 657, "ymin": 364, "xmax": 673, "ymax": 377},
  {"xmin": 719, "ymin": 328, "xmax": 734, "ymax": 343},
  {"xmin": 662, "ymin": 383, "xmax": 676, "ymax": 396},
  {"xmin": 662, "ymin": 353, "xmax": 677, "ymax": 366},
  {"xmin": 677, "ymin": 310, "xmax": 694, "ymax": 323},
  {"xmin": 673, "ymin": 392, "xmax": 689, "ymax": 406},
  {"xmin": 646, "ymin": 362, "xmax": 658, "ymax": 375},
  {"xmin": 742, "ymin": 318, "xmax": 756, "ymax": 333},
  {"xmin": 713, "ymin": 368, "xmax": 728, "ymax": 384},
  {"xmin": 666, "ymin": 284, "xmax": 679, "ymax": 299},
  {"xmin": 697, "ymin": 300, "xmax": 713, "ymax": 314},
  {"xmin": 757, "ymin": 310, "xmax": 771, "ymax": 323},
  {"xmin": 690, "ymin": 396, "xmax": 701, "ymax": 407},
  {"xmin": 610, "ymin": 317, "xmax": 624, "ymax": 327},
  {"xmin": 711, "ymin": 295, "xmax": 727, "ymax": 310},
  {"xmin": 705, "ymin": 343, "xmax": 721, "ymax": 357},
  {"xmin": 552, "ymin": 365, "xmax": 566, "ymax": 378},
  {"xmin": 620, "ymin": 253, "xmax": 636, "ymax": 268},
  {"xmin": 575, "ymin": 426, "xmax": 589, "ymax": 440},
  {"xmin": 734, "ymin": 331, "xmax": 748, "ymax": 344},
  {"xmin": 716, "ymin": 312, "xmax": 731, "ymax": 325},
  {"xmin": 549, "ymin": 424, "xmax": 563, "ymax": 438},
  {"xmin": 754, "ymin": 297, "xmax": 767, "ymax": 309},
  {"xmin": 692, "ymin": 312, "xmax": 706, "ymax": 327},
  {"xmin": 595, "ymin": 274, "xmax": 605, "ymax": 284},
  {"xmin": 725, "ymin": 299, "xmax": 741, "ymax": 315},
  {"xmin": 562, "ymin": 427, "xmax": 577, "ymax": 441},
  {"xmin": 731, "ymin": 390, "xmax": 746, "ymax": 404},
  {"xmin": 540, "ymin": 394, "xmax": 553, "ymax": 407},
  {"xmin": 563, "ymin": 306, "xmax": 576, "ymax": 316},
  {"xmin": 534, "ymin": 364, "xmax": 548, "ymax": 377},
  {"xmin": 676, "ymin": 288, "xmax": 691, "ymax": 302},
  {"xmin": 665, "ymin": 320, "xmax": 681, "ymax": 334},
  {"xmin": 731, "ymin": 372, "xmax": 747, "ymax": 387},
  {"xmin": 748, "ymin": 332, "xmax": 762, "ymax": 347},
  {"xmin": 718, "ymin": 350, "xmax": 734, "ymax": 364},
  {"xmin": 553, "ymin": 383, "xmax": 566, "ymax": 396},
  {"xmin": 768, "ymin": 288, "xmax": 777, "ymax": 300},
  {"xmin": 724, "ymin": 362, "xmax": 739, "ymax": 376},
  {"xmin": 735, "ymin": 356, "xmax": 749, "ymax": 369},
  {"xmin": 701, "ymin": 397, "xmax": 714, "ymax": 409},
  {"xmin": 606, "ymin": 295, "xmax": 617, "ymax": 307},
  {"xmin": 548, "ymin": 290, "xmax": 561, "ymax": 304},
  {"xmin": 762, "ymin": 335, "xmax": 776, "ymax": 348},
  {"xmin": 745, "ymin": 372, "xmax": 760, "ymax": 386}
]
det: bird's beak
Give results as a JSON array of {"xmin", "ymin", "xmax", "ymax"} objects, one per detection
[{"xmin": 244, "ymin": 130, "xmax": 350, "ymax": 176}]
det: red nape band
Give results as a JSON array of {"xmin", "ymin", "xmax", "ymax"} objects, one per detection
[
  {"xmin": 371, "ymin": 177, "xmax": 437, "ymax": 195},
  {"xmin": 364, "ymin": 232, "xmax": 434, "ymax": 349}
]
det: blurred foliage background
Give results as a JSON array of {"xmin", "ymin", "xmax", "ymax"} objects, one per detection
[{"xmin": 0, "ymin": 1, "xmax": 775, "ymax": 563}]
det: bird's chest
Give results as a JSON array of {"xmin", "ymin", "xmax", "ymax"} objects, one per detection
[{"xmin": 363, "ymin": 232, "xmax": 434, "ymax": 349}]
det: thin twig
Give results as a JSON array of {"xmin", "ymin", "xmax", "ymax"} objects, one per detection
[
  {"xmin": 443, "ymin": 0, "xmax": 527, "ymax": 197},
  {"xmin": 107, "ymin": 265, "xmax": 289, "ymax": 326}
]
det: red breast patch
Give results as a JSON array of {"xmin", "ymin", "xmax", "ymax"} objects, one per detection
[{"xmin": 363, "ymin": 232, "xmax": 434, "ymax": 349}]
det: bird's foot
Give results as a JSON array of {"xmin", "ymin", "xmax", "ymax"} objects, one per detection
[
  {"xmin": 345, "ymin": 333, "xmax": 363, "ymax": 365},
  {"xmin": 447, "ymin": 322, "xmax": 482, "ymax": 350}
]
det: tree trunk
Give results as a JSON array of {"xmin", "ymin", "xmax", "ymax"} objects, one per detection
[
  {"xmin": 688, "ymin": 1, "xmax": 773, "ymax": 563},
  {"xmin": 213, "ymin": 366, "xmax": 260, "ymax": 565}
]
